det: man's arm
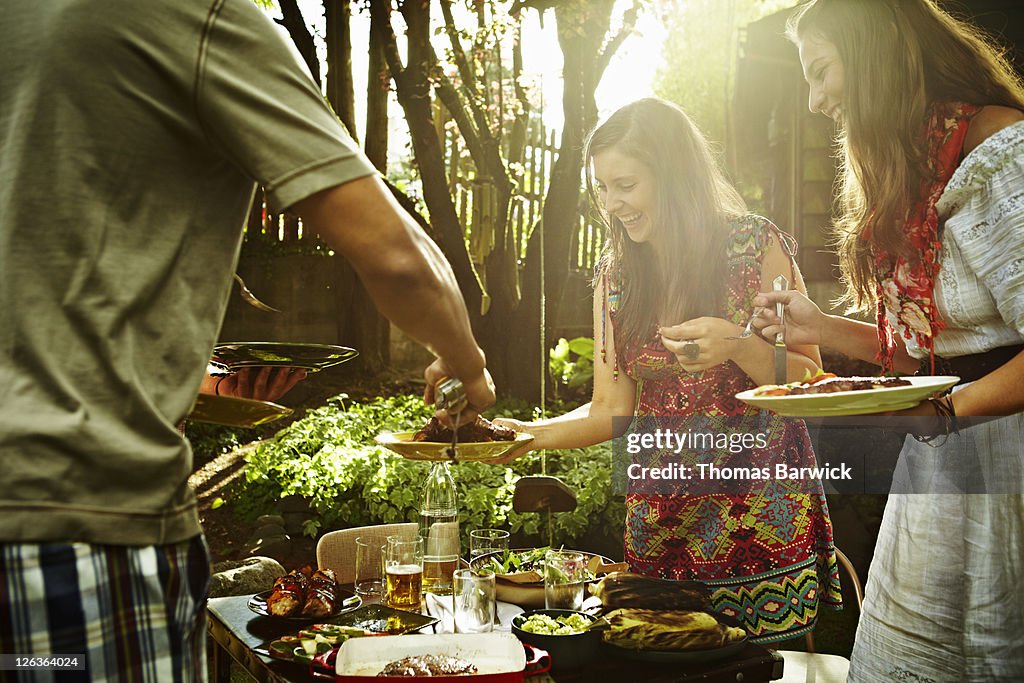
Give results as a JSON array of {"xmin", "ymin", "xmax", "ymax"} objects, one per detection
[{"xmin": 290, "ymin": 175, "xmax": 494, "ymax": 414}]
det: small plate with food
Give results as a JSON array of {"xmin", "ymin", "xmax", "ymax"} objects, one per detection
[
  {"xmin": 248, "ymin": 566, "xmax": 360, "ymax": 620},
  {"xmin": 376, "ymin": 416, "xmax": 533, "ymax": 462},
  {"xmin": 256, "ymin": 624, "xmax": 376, "ymax": 665},
  {"xmin": 736, "ymin": 373, "xmax": 959, "ymax": 417}
]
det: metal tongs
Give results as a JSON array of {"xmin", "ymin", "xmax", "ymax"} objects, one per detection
[{"xmin": 435, "ymin": 377, "xmax": 466, "ymax": 463}]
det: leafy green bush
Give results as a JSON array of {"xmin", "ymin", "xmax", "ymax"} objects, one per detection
[
  {"xmin": 234, "ymin": 394, "xmax": 625, "ymax": 557},
  {"xmin": 549, "ymin": 337, "xmax": 595, "ymax": 403}
]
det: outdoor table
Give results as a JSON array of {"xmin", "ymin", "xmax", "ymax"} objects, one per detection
[{"xmin": 207, "ymin": 593, "xmax": 784, "ymax": 683}]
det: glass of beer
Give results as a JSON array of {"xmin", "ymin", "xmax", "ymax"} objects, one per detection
[{"xmin": 385, "ymin": 536, "xmax": 424, "ymax": 610}]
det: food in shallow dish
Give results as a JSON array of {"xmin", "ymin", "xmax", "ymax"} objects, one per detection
[
  {"xmin": 411, "ymin": 415, "xmax": 516, "ymax": 443},
  {"xmin": 752, "ymin": 372, "xmax": 911, "ymax": 397},
  {"xmin": 378, "ymin": 654, "xmax": 478, "ymax": 676}
]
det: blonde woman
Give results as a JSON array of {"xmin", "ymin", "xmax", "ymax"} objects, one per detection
[{"xmin": 755, "ymin": 0, "xmax": 1024, "ymax": 679}]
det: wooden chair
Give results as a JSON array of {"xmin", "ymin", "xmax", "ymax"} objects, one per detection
[
  {"xmin": 777, "ymin": 547, "xmax": 864, "ymax": 681},
  {"xmin": 315, "ymin": 523, "xmax": 417, "ymax": 585},
  {"xmin": 803, "ymin": 547, "xmax": 864, "ymax": 653}
]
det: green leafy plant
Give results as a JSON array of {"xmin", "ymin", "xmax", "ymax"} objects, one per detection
[
  {"xmin": 229, "ymin": 394, "xmax": 624, "ymax": 556},
  {"xmin": 548, "ymin": 337, "xmax": 595, "ymax": 402}
]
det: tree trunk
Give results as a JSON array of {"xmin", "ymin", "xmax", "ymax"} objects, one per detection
[
  {"xmin": 326, "ymin": 0, "xmax": 358, "ymax": 138},
  {"xmin": 276, "ymin": 0, "xmax": 320, "ymax": 86},
  {"xmin": 365, "ymin": 4, "xmax": 390, "ymax": 173},
  {"xmin": 370, "ymin": 0, "xmax": 483, "ymax": 323},
  {"xmin": 324, "ymin": 0, "xmax": 388, "ymax": 373},
  {"xmin": 514, "ymin": 0, "xmax": 617, "ymax": 402}
]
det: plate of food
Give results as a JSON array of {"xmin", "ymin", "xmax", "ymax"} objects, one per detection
[
  {"xmin": 213, "ymin": 342, "xmax": 358, "ymax": 372},
  {"xmin": 257, "ymin": 624, "xmax": 377, "ymax": 665},
  {"xmin": 735, "ymin": 373, "xmax": 960, "ymax": 417},
  {"xmin": 248, "ymin": 567, "xmax": 360, "ymax": 620},
  {"xmin": 376, "ymin": 416, "xmax": 532, "ymax": 462},
  {"xmin": 188, "ymin": 394, "xmax": 293, "ymax": 427},
  {"xmin": 469, "ymin": 548, "xmax": 627, "ymax": 608}
]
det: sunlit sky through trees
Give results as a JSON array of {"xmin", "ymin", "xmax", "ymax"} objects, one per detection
[{"xmin": 277, "ymin": 1, "xmax": 667, "ymax": 136}]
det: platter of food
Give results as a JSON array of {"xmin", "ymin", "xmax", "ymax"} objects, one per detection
[
  {"xmin": 212, "ymin": 342, "xmax": 358, "ymax": 372},
  {"xmin": 325, "ymin": 632, "xmax": 550, "ymax": 680},
  {"xmin": 735, "ymin": 373, "xmax": 960, "ymax": 417},
  {"xmin": 376, "ymin": 416, "xmax": 532, "ymax": 462},
  {"xmin": 248, "ymin": 566, "xmax": 360, "ymax": 620},
  {"xmin": 188, "ymin": 394, "xmax": 293, "ymax": 427}
]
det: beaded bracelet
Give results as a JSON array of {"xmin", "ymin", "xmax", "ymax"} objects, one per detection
[{"xmin": 914, "ymin": 394, "xmax": 958, "ymax": 444}]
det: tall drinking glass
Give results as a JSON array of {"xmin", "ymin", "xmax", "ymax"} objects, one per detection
[
  {"xmin": 469, "ymin": 529, "xmax": 510, "ymax": 560},
  {"xmin": 452, "ymin": 569, "xmax": 496, "ymax": 633},
  {"xmin": 385, "ymin": 536, "xmax": 424, "ymax": 610},
  {"xmin": 544, "ymin": 549, "xmax": 585, "ymax": 610},
  {"xmin": 353, "ymin": 537, "xmax": 385, "ymax": 603}
]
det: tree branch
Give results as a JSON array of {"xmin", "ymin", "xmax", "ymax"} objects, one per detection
[
  {"xmin": 367, "ymin": 0, "xmax": 406, "ymax": 84},
  {"xmin": 439, "ymin": 0, "xmax": 480, "ymax": 98},
  {"xmin": 275, "ymin": 0, "xmax": 320, "ymax": 85},
  {"xmin": 595, "ymin": 0, "xmax": 642, "ymax": 83}
]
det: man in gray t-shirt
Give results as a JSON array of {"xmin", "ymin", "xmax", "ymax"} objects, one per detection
[{"xmin": 0, "ymin": 0, "xmax": 493, "ymax": 678}]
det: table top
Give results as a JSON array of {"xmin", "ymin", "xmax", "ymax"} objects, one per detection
[{"xmin": 207, "ymin": 594, "xmax": 784, "ymax": 683}]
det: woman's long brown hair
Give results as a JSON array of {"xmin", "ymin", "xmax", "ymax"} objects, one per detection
[
  {"xmin": 787, "ymin": 0, "xmax": 1024, "ymax": 312},
  {"xmin": 585, "ymin": 98, "xmax": 747, "ymax": 355}
]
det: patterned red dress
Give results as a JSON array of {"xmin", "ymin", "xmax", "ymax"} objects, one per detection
[{"xmin": 611, "ymin": 216, "xmax": 842, "ymax": 642}]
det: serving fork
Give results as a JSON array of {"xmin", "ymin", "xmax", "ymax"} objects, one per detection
[{"xmin": 725, "ymin": 310, "xmax": 759, "ymax": 340}]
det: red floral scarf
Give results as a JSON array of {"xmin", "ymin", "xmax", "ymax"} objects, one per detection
[{"xmin": 873, "ymin": 101, "xmax": 980, "ymax": 373}]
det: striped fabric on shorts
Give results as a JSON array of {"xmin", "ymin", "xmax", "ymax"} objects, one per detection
[{"xmin": 0, "ymin": 536, "xmax": 210, "ymax": 683}]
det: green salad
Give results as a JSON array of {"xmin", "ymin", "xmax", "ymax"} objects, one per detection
[{"xmin": 518, "ymin": 612, "xmax": 592, "ymax": 635}]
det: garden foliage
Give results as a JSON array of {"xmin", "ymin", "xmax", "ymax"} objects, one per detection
[{"xmin": 235, "ymin": 394, "xmax": 625, "ymax": 556}]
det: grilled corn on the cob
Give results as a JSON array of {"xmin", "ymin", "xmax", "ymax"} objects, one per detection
[{"xmin": 602, "ymin": 608, "xmax": 747, "ymax": 651}]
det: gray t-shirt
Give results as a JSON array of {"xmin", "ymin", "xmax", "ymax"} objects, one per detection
[{"xmin": 0, "ymin": 0, "xmax": 375, "ymax": 544}]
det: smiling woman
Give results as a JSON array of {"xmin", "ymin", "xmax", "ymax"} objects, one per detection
[{"xmin": 492, "ymin": 97, "xmax": 842, "ymax": 645}]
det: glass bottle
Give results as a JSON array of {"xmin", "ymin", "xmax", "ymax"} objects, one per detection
[{"xmin": 419, "ymin": 461, "xmax": 460, "ymax": 595}]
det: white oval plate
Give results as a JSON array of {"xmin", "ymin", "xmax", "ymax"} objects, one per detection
[{"xmin": 735, "ymin": 375, "xmax": 960, "ymax": 417}]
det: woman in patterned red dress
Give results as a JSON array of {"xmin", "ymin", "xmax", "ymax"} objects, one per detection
[{"xmin": 497, "ymin": 97, "xmax": 841, "ymax": 643}]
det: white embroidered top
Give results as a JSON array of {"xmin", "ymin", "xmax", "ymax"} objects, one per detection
[{"xmin": 893, "ymin": 121, "xmax": 1024, "ymax": 359}]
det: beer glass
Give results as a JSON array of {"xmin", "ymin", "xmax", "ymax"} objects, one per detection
[{"xmin": 385, "ymin": 536, "xmax": 424, "ymax": 610}]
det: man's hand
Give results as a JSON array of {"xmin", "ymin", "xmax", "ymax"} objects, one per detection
[
  {"xmin": 424, "ymin": 359, "xmax": 495, "ymax": 426},
  {"xmin": 208, "ymin": 366, "xmax": 308, "ymax": 402}
]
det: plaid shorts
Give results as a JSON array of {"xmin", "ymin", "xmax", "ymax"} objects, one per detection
[{"xmin": 0, "ymin": 536, "xmax": 210, "ymax": 683}]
